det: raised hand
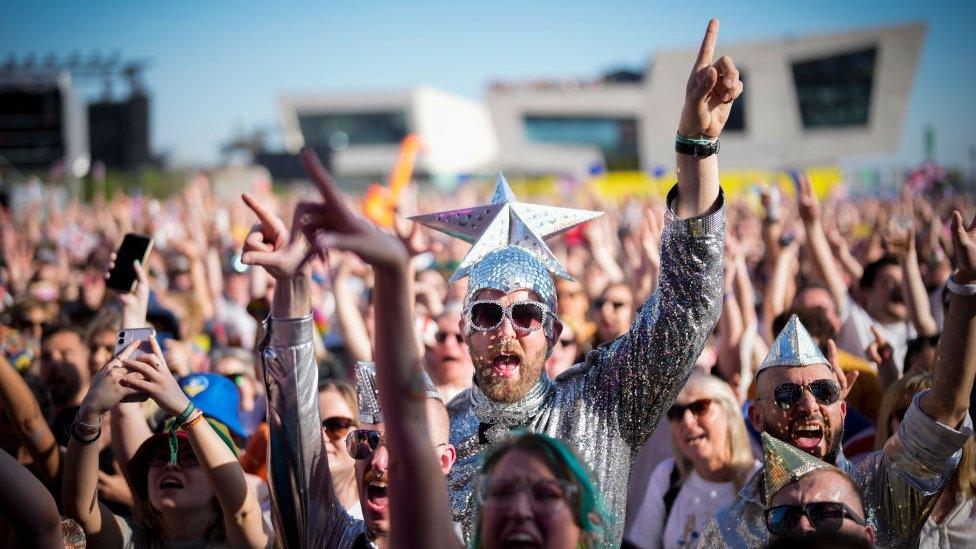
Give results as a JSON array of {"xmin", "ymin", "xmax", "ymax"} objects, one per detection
[
  {"xmin": 298, "ymin": 148, "xmax": 408, "ymax": 270},
  {"xmin": 678, "ymin": 19, "xmax": 744, "ymax": 139},
  {"xmin": 866, "ymin": 326, "xmax": 894, "ymax": 369},
  {"xmin": 240, "ymin": 193, "xmax": 311, "ymax": 280},
  {"xmin": 796, "ymin": 173, "xmax": 822, "ymax": 226},
  {"xmin": 78, "ymin": 341, "xmax": 143, "ymax": 420},
  {"xmin": 950, "ymin": 210, "xmax": 976, "ymax": 284},
  {"xmin": 827, "ymin": 339, "xmax": 858, "ymax": 399},
  {"xmin": 119, "ymin": 337, "xmax": 189, "ymax": 416}
]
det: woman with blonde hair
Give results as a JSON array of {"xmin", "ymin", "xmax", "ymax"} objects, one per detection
[
  {"xmin": 875, "ymin": 373, "xmax": 976, "ymax": 548},
  {"xmin": 625, "ymin": 374, "xmax": 759, "ymax": 549}
]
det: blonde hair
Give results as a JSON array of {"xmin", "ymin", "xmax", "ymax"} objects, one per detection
[
  {"xmin": 670, "ymin": 374, "xmax": 755, "ymax": 490},
  {"xmin": 875, "ymin": 373, "xmax": 975, "ymax": 498}
]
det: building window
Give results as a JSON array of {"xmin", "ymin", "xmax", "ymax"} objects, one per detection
[
  {"xmin": 298, "ymin": 111, "xmax": 408, "ymax": 149},
  {"xmin": 791, "ymin": 47, "xmax": 877, "ymax": 129},
  {"xmin": 724, "ymin": 70, "xmax": 746, "ymax": 132},
  {"xmin": 523, "ymin": 116, "xmax": 639, "ymax": 170}
]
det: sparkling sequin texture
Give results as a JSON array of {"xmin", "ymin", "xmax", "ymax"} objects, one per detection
[
  {"xmin": 758, "ymin": 314, "xmax": 828, "ymax": 372},
  {"xmin": 761, "ymin": 432, "xmax": 838, "ymax": 502},
  {"xmin": 699, "ymin": 390, "xmax": 973, "ymax": 548},
  {"xmin": 446, "ymin": 186, "xmax": 727, "ymax": 545},
  {"xmin": 409, "ymin": 173, "xmax": 602, "ymax": 284}
]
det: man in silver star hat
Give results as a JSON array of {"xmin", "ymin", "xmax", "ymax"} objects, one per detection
[
  {"xmin": 410, "ymin": 19, "xmax": 739, "ymax": 544},
  {"xmin": 699, "ymin": 309, "xmax": 975, "ymax": 548}
]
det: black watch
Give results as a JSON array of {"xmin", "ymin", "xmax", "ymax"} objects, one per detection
[{"xmin": 675, "ymin": 139, "xmax": 719, "ymax": 158}]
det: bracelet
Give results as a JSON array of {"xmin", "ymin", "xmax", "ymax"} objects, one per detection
[
  {"xmin": 70, "ymin": 421, "xmax": 101, "ymax": 444},
  {"xmin": 172, "ymin": 402, "xmax": 197, "ymax": 428},
  {"xmin": 74, "ymin": 413, "xmax": 102, "ymax": 432},
  {"xmin": 183, "ymin": 411, "xmax": 206, "ymax": 431},
  {"xmin": 676, "ymin": 132, "xmax": 717, "ymax": 146},
  {"xmin": 947, "ymin": 274, "xmax": 976, "ymax": 296}
]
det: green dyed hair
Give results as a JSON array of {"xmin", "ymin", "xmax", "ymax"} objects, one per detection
[{"xmin": 471, "ymin": 431, "xmax": 610, "ymax": 548}]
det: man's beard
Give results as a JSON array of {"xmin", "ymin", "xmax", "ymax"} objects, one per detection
[
  {"xmin": 472, "ymin": 338, "xmax": 546, "ymax": 403},
  {"xmin": 764, "ymin": 411, "xmax": 844, "ymax": 464}
]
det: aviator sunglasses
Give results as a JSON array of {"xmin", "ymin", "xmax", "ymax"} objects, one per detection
[
  {"xmin": 466, "ymin": 300, "xmax": 550, "ymax": 333},
  {"xmin": 761, "ymin": 379, "xmax": 841, "ymax": 410},
  {"xmin": 765, "ymin": 502, "xmax": 867, "ymax": 535}
]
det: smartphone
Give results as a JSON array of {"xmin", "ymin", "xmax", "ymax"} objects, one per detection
[
  {"xmin": 115, "ymin": 327, "xmax": 156, "ymax": 403},
  {"xmin": 106, "ymin": 233, "xmax": 154, "ymax": 292}
]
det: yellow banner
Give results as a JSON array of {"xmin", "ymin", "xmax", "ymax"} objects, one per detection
[{"xmin": 506, "ymin": 166, "xmax": 843, "ymax": 202}]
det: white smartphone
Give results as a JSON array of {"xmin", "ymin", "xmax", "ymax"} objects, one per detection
[{"xmin": 115, "ymin": 327, "xmax": 156, "ymax": 403}]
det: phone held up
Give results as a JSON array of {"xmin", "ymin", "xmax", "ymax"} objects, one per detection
[
  {"xmin": 106, "ymin": 233, "xmax": 154, "ymax": 293},
  {"xmin": 114, "ymin": 327, "xmax": 157, "ymax": 402}
]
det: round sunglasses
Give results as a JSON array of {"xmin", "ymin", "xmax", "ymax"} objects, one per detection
[
  {"xmin": 466, "ymin": 300, "xmax": 550, "ymax": 333},
  {"xmin": 765, "ymin": 501, "xmax": 867, "ymax": 535},
  {"xmin": 475, "ymin": 475, "xmax": 577, "ymax": 514},
  {"xmin": 345, "ymin": 428, "xmax": 385, "ymax": 460},
  {"xmin": 760, "ymin": 379, "xmax": 841, "ymax": 410}
]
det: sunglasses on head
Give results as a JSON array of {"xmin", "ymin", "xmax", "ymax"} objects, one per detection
[
  {"xmin": 466, "ymin": 300, "xmax": 550, "ymax": 333},
  {"xmin": 666, "ymin": 398, "xmax": 713, "ymax": 421},
  {"xmin": 345, "ymin": 428, "xmax": 385, "ymax": 460},
  {"xmin": 322, "ymin": 416, "xmax": 356, "ymax": 440},
  {"xmin": 763, "ymin": 379, "xmax": 841, "ymax": 410},
  {"xmin": 765, "ymin": 501, "xmax": 867, "ymax": 535},
  {"xmin": 435, "ymin": 331, "xmax": 464, "ymax": 345},
  {"xmin": 148, "ymin": 444, "xmax": 199, "ymax": 468}
]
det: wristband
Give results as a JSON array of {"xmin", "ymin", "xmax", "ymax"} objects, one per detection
[
  {"xmin": 74, "ymin": 413, "xmax": 102, "ymax": 432},
  {"xmin": 183, "ymin": 410, "xmax": 206, "ymax": 431},
  {"xmin": 676, "ymin": 132, "xmax": 717, "ymax": 146},
  {"xmin": 947, "ymin": 274, "xmax": 976, "ymax": 296},
  {"xmin": 70, "ymin": 421, "xmax": 101, "ymax": 444}
]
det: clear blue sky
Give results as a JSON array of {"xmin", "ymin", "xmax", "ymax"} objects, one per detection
[{"xmin": 3, "ymin": 1, "xmax": 974, "ymax": 171}]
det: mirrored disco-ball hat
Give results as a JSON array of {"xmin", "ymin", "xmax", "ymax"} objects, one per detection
[
  {"xmin": 354, "ymin": 361, "xmax": 441, "ymax": 425},
  {"xmin": 409, "ymin": 173, "xmax": 601, "ymax": 312},
  {"xmin": 761, "ymin": 432, "xmax": 840, "ymax": 503},
  {"xmin": 757, "ymin": 314, "xmax": 830, "ymax": 373}
]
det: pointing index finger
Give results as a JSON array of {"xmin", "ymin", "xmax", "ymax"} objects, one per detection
[
  {"xmin": 695, "ymin": 19, "xmax": 719, "ymax": 69},
  {"xmin": 241, "ymin": 193, "xmax": 277, "ymax": 228}
]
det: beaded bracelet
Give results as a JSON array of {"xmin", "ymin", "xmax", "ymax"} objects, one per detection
[{"xmin": 70, "ymin": 421, "xmax": 101, "ymax": 444}]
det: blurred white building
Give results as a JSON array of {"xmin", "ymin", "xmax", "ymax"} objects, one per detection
[
  {"xmin": 279, "ymin": 86, "xmax": 496, "ymax": 188},
  {"xmin": 279, "ymin": 22, "xmax": 925, "ymax": 183}
]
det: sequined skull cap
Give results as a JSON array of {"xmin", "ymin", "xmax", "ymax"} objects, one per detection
[
  {"xmin": 757, "ymin": 314, "xmax": 830, "ymax": 373},
  {"xmin": 355, "ymin": 361, "xmax": 441, "ymax": 425},
  {"xmin": 409, "ymin": 173, "xmax": 602, "ymax": 313},
  {"xmin": 761, "ymin": 432, "xmax": 840, "ymax": 503}
]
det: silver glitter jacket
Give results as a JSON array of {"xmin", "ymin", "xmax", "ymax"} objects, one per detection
[
  {"xmin": 447, "ymin": 187, "xmax": 726, "ymax": 545},
  {"xmin": 699, "ymin": 390, "xmax": 973, "ymax": 549},
  {"xmin": 260, "ymin": 315, "xmax": 366, "ymax": 549}
]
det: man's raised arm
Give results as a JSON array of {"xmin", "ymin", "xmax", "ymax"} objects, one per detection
[
  {"xmin": 593, "ymin": 19, "xmax": 737, "ymax": 446},
  {"xmin": 242, "ymin": 193, "xmax": 362, "ymax": 548}
]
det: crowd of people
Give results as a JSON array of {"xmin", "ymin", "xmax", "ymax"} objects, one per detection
[{"xmin": 0, "ymin": 19, "xmax": 974, "ymax": 549}]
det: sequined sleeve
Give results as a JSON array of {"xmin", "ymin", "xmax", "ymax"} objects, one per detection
[
  {"xmin": 851, "ymin": 389, "xmax": 973, "ymax": 548},
  {"xmin": 591, "ymin": 186, "xmax": 725, "ymax": 449},
  {"xmin": 260, "ymin": 315, "xmax": 364, "ymax": 549}
]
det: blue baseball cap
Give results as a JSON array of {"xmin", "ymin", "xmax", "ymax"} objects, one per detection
[{"xmin": 178, "ymin": 373, "xmax": 245, "ymax": 438}]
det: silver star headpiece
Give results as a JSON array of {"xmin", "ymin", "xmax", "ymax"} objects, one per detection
[
  {"xmin": 757, "ymin": 314, "xmax": 830, "ymax": 372},
  {"xmin": 409, "ymin": 173, "xmax": 602, "ymax": 284}
]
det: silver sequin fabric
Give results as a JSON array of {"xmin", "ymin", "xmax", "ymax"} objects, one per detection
[
  {"xmin": 447, "ymin": 186, "xmax": 727, "ymax": 546},
  {"xmin": 699, "ymin": 390, "xmax": 973, "ymax": 548},
  {"xmin": 260, "ymin": 315, "xmax": 366, "ymax": 549}
]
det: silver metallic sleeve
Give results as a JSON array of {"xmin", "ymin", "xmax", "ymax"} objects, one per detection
[
  {"xmin": 851, "ymin": 389, "xmax": 973, "ymax": 548},
  {"xmin": 591, "ymin": 186, "xmax": 725, "ymax": 449},
  {"xmin": 260, "ymin": 315, "xmax": 363, "ymax": 549}
]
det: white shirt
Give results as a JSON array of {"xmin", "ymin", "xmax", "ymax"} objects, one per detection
[
  {"xmin": 919, "ymin": 493, "xmax": 976, "ymax": 549},
  {"xmin": 836, "ymin": 294, "xmax": 915, "ymax": 375},
  {"xmin": 626, "ymin": 458, "xmax": 760, "ymax": 549}
]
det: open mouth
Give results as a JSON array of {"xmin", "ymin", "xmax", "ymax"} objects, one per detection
[
  {"xmin": 685, "ymin": 433, "xmax": 708, "ymax": 445},
  {"xmin": 790, "ymin": 424, "xmax": 824, "ymax": 453},
  {"xmin": 501, "ymin": 530, "xmax": 542, "ymax": 548},
  {"xmin": 492, "ymin": 355, "xmax": 520, "ymax": 379},
  {"xmin": 365, "ymin": 482, "xmax": 388, "ymax": 511},
  {"xmin": 158, "ymin": 476, "xmax": 184, "ymax": 490}
]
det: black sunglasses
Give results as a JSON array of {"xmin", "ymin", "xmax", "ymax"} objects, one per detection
[
  {"xmin": 666, "ymin": 398, "xmax": 713, "ymax": 421},
  {"xmin": 345, "ymin": 429, "xmax": 385, "ymax": 460},
  {"xmin": 765, "ymin": 380, "xmax": 841, "ymax": 410},
  {"xmin": 765, "ymin": 502, "xmax": 866, "ymax": 535},
  {"xmin": 322, "ymin": 416, "xmax": 357, "ymax": 440},
  {"xmin": 467, "ymin": 300, "xmax": 549, "ymax": 333},
  {"xmin": 435, "ymin": 331, "xmax": 464, "ymax": 344}
]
